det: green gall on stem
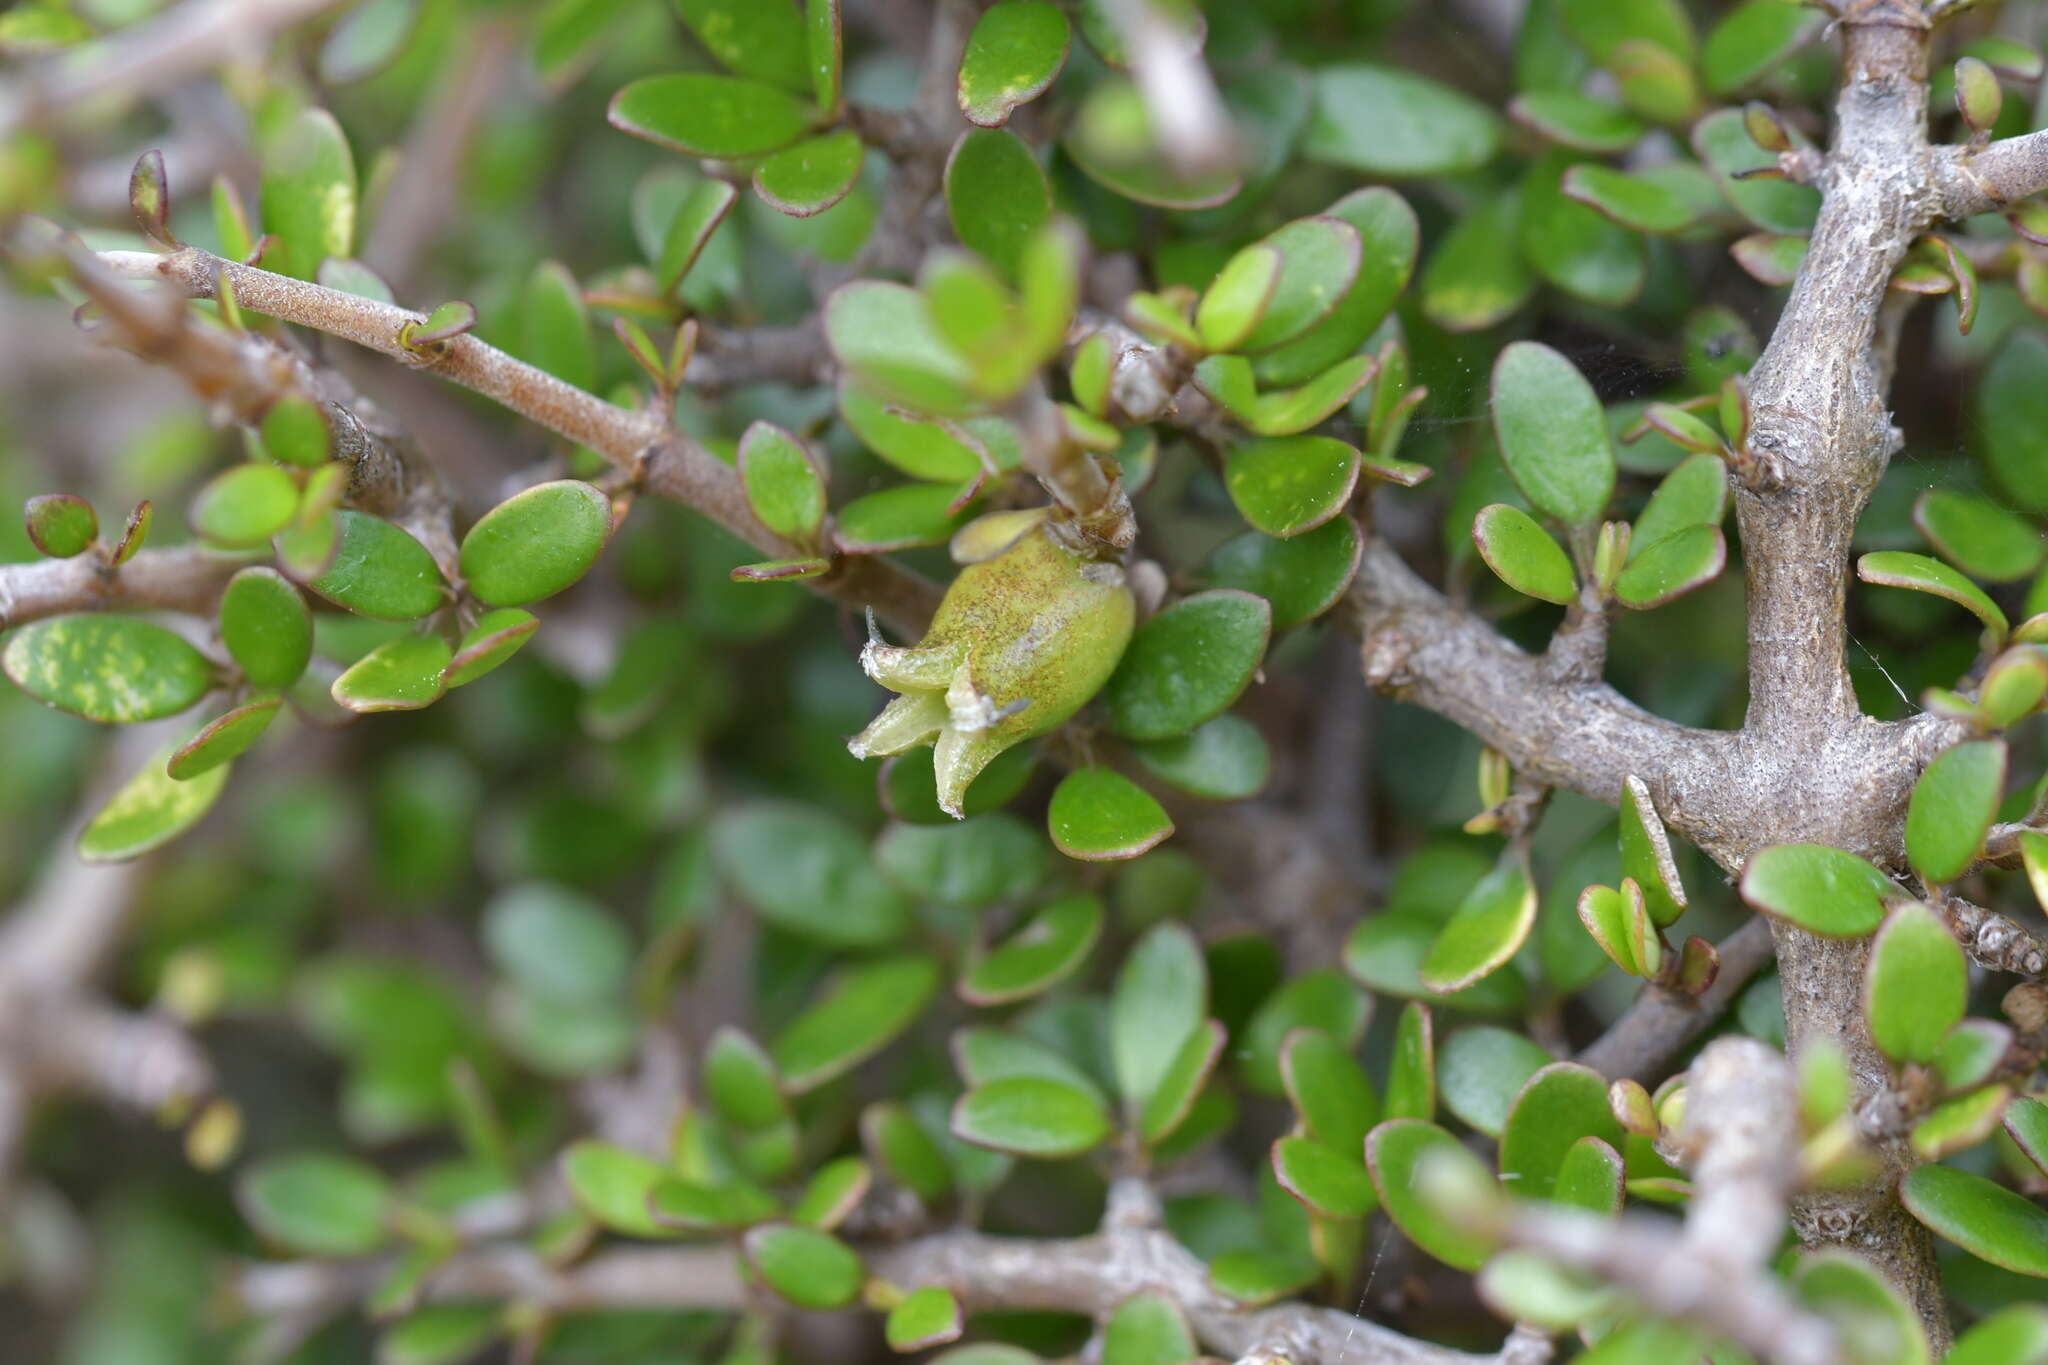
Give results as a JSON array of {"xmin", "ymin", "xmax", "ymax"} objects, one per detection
[{"xmin": 849, "ymin": 507, "xmax": 1135, "ymax": 817}]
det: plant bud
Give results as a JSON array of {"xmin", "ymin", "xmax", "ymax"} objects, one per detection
[
  {"xmin": 1743, "ymin": 101, "xmax": 1791, "ymax": 153},
  {"xmin": 1956, "ymin": 57, "xmax": 2003, "ymax": 136},
  {"xmin": 849, "ymin": 508, "xmax": 1135, "ymax": 817}
]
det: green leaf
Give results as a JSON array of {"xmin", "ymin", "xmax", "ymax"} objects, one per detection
[
  {"xmin": 1902, "ymin": 1163, "xmax": 2048, "ymax": 1276},
  {"xmin": 1740, "ymin": 843, "xmax": 1901, "ymax": 937},
  {"xmin": 1859, "ymin": 549, "xmax": 2007, "ymax": 644},
  {"xmin": 1196, "ymin": 244, "xmax": 1282, "ymax": 354},
  {"xmin": 1420, "ymin": 188, "xmax": 1535, "ymax": 332},
  {"xmin": 1508, "ymin": 90, "xmax": 1643, "ymax": 154},
  {"xmin": 1615, "ymin": 524, "xmax": 1725, "ymax": 608},
  {"xmin": 1207, "ymin": 1248, "xmax": 1321, "ymax": 1308},
  {"xmin": 261, "ymin": 109, "xmax": 356, "ymax": 279},
  {"xmin": 1498, "ymin": 1062, "xmax": 1625, "ymax": 1203},
  {"xmin": 1241, "ymin": 969, "xmax": 1369, "ymax": 1097},
  {"xmin": 834, "ymin": 482, "xmax": 975, "ymax": 554},
  {"xmin": 1438, "ymin": 1027, "xmax": 1554, "ymax": 1139},
  {"xmin": 713, "ymin": 802, "xmax": 910, "ymax": 946},
  {"xmin": 1202, "ymin": 519, "xmax": 1361, "ymax": 630},
  {"xmin": 825, "ymin": 281, "xmax": 978, "ymax": 416},
  {"xmin": 1692, "ymin": 107, "xmax": 1819, "ymax": 234},
  {"xmin": 1631, "ymin": 452, "xmax": 1728, "ymax": 559},
  {"xmin": 1576, "ymin": 882, "xmax": 1648, "ymax": 977},
  {"xmin": 167, "ymin": 696, "xmax": 280, "ymax": 780},
  {"xmin": 1865, "ymin": 901, "xmax": 1968, "ymax": 1066},
  {"xmin": 1385, "ymin": 1001, "xmax": 1436, "ymax": 1122},
  {"xmin": 1254, "ymin": 188, "xmax": 1419, "ymax": 388},
  {"xmin": 960, "ymin": 893, "xmax": 1102, "ymax": 1006},
  {"xmin": 955, "ymin": 1026, "xmax": 1107, "ymax": 1105},
  {"xmin": 609, "ymin": 74, "xmax": 812, "ymax": 158},
  {"xmin": 887, "ymin": 1286, "xmax": 964, "ymax": 1353},
  {"xmin": 2009, "ymin": 1096, "xmax": 2048, "ymax": 1178},
  {"xmin": 378, "ymin": 1305, "xmax": 500, "ymax": 1365},
  {"xmin": 1911, "ymin": 1083, "xmax": 2011, "ymax": 1161},
  {"xmin": 260, "ymin": 396, "xmax": 334, "ymax": 468},
  {"xmin": 1103, "ymin": 590, "xmax": 1271, "ymax": 741},
  {"xmin": 1947, "ymin": 1306, "xmax": 2048, "ymax": 1365},
  {"xmin": 24, "ymin": 494, "xmax": 95, "ymax": 558},
  {"xmin": 1223, "ymin": 435, "xmax": 1361, "ymax": 539},
  {"xmin": 332, "ymin": 634, "xmax": 451, "ymax": 713},
  {"xmin": 459, "ymin": 480, "xmax": 611, "ymax": 608},
  {"xmin": 1366, "ymin": 1120, "xmax": 1496, "ymax": 1270},
  {"xmin": 191, "ymin": 462, "xmax": 300, "ymax": 547},
  {"xmin": 952, "ymin": 1076, "xmax": 1111, "ymax": 1157},
  {"xmin": 239, "ymin": 1152, "xmax": 391, "ymax": 1256},
  {"xmin": 78, "ymin": 745, "xmax": 230, "ymax": 861},
  {"xmin": 482, "ymin": 883, "xmax": 631, "ymax": 1003},
  {"xmin": 943, "ymin": 128, "xmax": 1050, "ymax": 281},
  {"xmin": 958, "ymin": 1, "xmax": 1069, "ymax": 127},
  {"xmin": 1272, "ymin": 1136, "xmax": 1376, "ymax": 1219},
  {"xmin": 1520, "ymin": 152, "xmax": 1646, "ymax": 308},
  {"xmin": 1560, "ymin": 163, "xmax": 1699, "ymax": 234},
  {"xmin": 773, "ymin": 953, "xmax": 940, "ymax": 1092},
  {"xmin": 701, "ymin": 1027, "xmax": 786, "ymax": 1134},
  {"xmin": 1936, "ymin": 1019, "xmax": 2011, "ymax": 1094},
  {"xmin": 1281, "ymin": 1029, "xmax": 1380, "ymax": 1155},
  {"xmin": 754, "ymin": 129, "xmax": 863, "ymax": 217},
  {"xmin": 1473, "ymin": 503, "xmax": 1576, "ymax": 604},
  {"xmin": 743, "ymin": 1223, "xmax": 864, "ymax": 1309},
  {"xmin": 1138, "ymin": 1018, "xmax": 1226, "ymax": 1146},
  {"xmin": 1420, "ymin": 862, "xmax": 1538, "ymax": 994},
  {"xmin": 4, "ymin": 615, "xmax": 212, "ymax": 723},
  {"xmin": 791, "ymin": 1155, "xmax": 871, "ymax": 1229},
  {"xmin": 1112, "ymin": 923, "xmax": 1207, "ymax": 1116},
  {"xmin": 309, "ymin": 511, "xmax": 448, "ymax": 620},
  {"xmin": 443, "ymin": 608, "xmax": 537, "ymax": 688},
  {"xmin": 1303, "ymin": 65, "xmax": 1503, "ymax": 177},
  {"xmin": 875, "ymin": 815, "xmax": 1049, "ymax": 909},
  {"xmin": 737, "ymin": 422, "xmax": 826, "ymax": 543},
  {"xmin": 1553, "ymin": 1135, "xmax": 1624, "ymax": 1216},
  {"xmin": 1978, "ymin": 330, "xmax": 2048, "ymax": 512},
  {"xmin": 1703, "ymin": 0, "xmax": 1822, "ymax": 97},
  {"xmin": 1345, "ymin": 913, "xmax": 1528, "ymax": 1017},
  {"xmin": 643, "ymin": 170, "xmax": 739, "ymax": 293},
  {"xmin": 1493, "ymin": 346, "xmax": 1614, "ymax": 532},
  {"xmin": 1915, "ymin": 490, "xmax": 2044, "ymax": 583},
  {"xmin": 1732, "ymin": 231, "xmax": 1810, "ymax": 286},
  {"xmin": 862, "ymin": 1101, "xmax": 954, "ymax": 1203},
  {"xmin": 1619, "ymin": 776, "xmax": 1686, "ymax": 926},
  {"xmin": 1132, "ymin": 713, "xmax": 1270, "ymax": 801},
  {"xmin": 1239, "ymin": 217, "xmax": 1364, "ymax": 353},
  {"xmin": 509, "ymin": 260, "xmax": 595, "ymax": 393},
  {"xmin": 1905, "ymin": 740, "xmax": 2004, "ymax": 885},
  {"xmin": 1046, "ymin": 767, "xmax": 1173, "ymax": 862},
  {"xmin": 1794, "ymin": 1251, "xmax": 1931, "ymax": 1365},
  {"xmin": 1558, "ymin": 0, "xmax": 1693, "ymax": 62},
  {"xmin": 672, "ymin": 0, "xmax": 809, "ymax": 89},
  {"xmin": 1100, "ymin": 1292, "xmax": 1197, "ymax": 1365},
  {"xmin": 807, "ymin": 0, "xmax": 841, "ymax": 110}
]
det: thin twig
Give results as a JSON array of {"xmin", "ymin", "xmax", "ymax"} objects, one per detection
[{"xmin": 92, "ymin": 245, "xmax": 940, "ymax": 631}]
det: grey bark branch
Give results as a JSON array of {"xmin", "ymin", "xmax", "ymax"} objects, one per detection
[
  {"xmin": 90, "ymin": 245, "xmax": 941, "ymax": 633},
  {"xmin": 0, "ymin": 546, "xmax": 248, "ymax": 631},
  {"xmin": 1491, "ymin": 1039, "xmax": 1833, "ymax": 1365},
  {"xmin": 237, "ymin": 1223, "xmax": 1537, "ymax": 1365}
]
